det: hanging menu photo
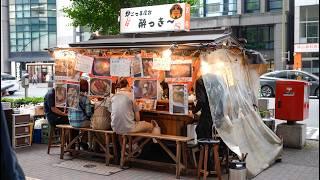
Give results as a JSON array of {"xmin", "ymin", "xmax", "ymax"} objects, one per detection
[
  {"xmin": 110, "ymin": 57, "xmax": 131, "ymax": 77},
  {"xmin": 55, "ymin": 83, "xmax": 67, "ymax": 108},
  {"xmin": 169, "ymin": 84, "xmax": 188, "ymax": 114},
  {"xmin": 92, "ymin": 57, "xmax": 111, "ymax": 76}
]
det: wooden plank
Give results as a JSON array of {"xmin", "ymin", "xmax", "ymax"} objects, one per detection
[
  {"xmin": 56, "ymin": 125, "xmax": 114, "ymax": 134},
  {"xmin": 60, "ymin": 128, "xmax": 65, "ymax": 159},
  {"xmin": 126, "ymin": 132, "xmax": 192, "ymax": 142}
]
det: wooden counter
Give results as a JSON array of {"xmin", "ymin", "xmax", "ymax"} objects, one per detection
[{"xmin": 140, "ymin": 110, "xmax": 195, "ymax": 136}]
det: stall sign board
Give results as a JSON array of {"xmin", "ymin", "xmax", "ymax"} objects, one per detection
[
  {"xmin": 75, "ymin": 54, "xmax": 94, "ymax": 73},
  {"xmin": 120, "ymin": 3, "xmax": 190, "ymax": 33}
]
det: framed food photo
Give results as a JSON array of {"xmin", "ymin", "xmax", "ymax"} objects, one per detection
[
  {"xmin": 55, "ymin": 83, "xmax": 67, "ymax": 108},
  {"xmin": 131, "ymin": 55, "xmax": 143, "ymax": 77},
  {"xmin": 90, "ymin": 77, "xmax": 112, "ymax": 97},
  {"xmin": 169, "ymin": 84, "xmax": 188, "ymax": 114},
  {"xmin": 66, "ymin": 83, "xmax": 80, "ymax": 109},
  {"xmin": 133, "ymin": 79, "xmax": 158, "ymax": 100},
  {"xmin": 133, "ymin": 79, "xmax": 158, "ymax": 110},
  {"xmin": 142, "ymin": 58, "xmax": 158, "ymax": 78},
  {"xmin": 54, "ymin": 59, "xmax": 68, "ymax": 80},
  {"xmin": 165, "ymin": 60, "xmax": 192, "ymax": 82},
  {"xmin": 66, "ymin": 58, "xmax": 81, "ymax": 81},
  {"xmin": 92, "ymin": 57, "xmax": 111, "ymax": 76}
]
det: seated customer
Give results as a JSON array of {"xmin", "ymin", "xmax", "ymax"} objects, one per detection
[
  {"xmin": 111, "ymin": 78, "xmax": 153, "ymax": 135},
  {"xmin": 68, "ymin": 79, "xmax": 92, "ymax": 128},
  {"xmin": 44, "ymin": 87, "xmax": 69, "ymax": 126}
]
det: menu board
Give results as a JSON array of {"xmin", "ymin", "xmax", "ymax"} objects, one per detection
[
  {"xmin": 66, "ymin": 83, "xmax": 80, "ymax": 109},
  {"xmin": 169, "ymin": 84, "xmax": 188, "ymax": 114},
  {"xmin": 90, "ymin": 77, "xmax": 112, "ymax": 97},
  {"xmin": 55, "ymin": 83, "xmax": 67, "ymax": 108},
  {"xmin": 152, "ymin": 57, "xmax": 171, "ymax": 71},
  {"xmin": 75, "ymin": 54, "xmax": 94, "ymax": 74},
  {"xmin": 110, "ymin": 57, "xmax": 131, "ymax": 77}
]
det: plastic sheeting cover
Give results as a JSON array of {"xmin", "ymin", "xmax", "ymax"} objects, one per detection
[{"xmin": 200, "ymin": 49, "xmax": 282, "ymax": 178}]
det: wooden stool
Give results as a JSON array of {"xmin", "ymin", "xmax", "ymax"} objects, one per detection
[
  {"xmin": 47, "ymin": 123, "xmax": 63, "ymax": 154},
  {"xmin": 197, "ymin": 138, "xmax": 222, "ymax": 180}
]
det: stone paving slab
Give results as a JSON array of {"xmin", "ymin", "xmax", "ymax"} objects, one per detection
[{"xmin": 16, "ymin": 141, "xmax": 318, "ymax": 180}]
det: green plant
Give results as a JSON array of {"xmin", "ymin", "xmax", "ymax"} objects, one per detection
[{"xmin": 1, "ymin": 97, "xmax": 44, "ymax": 108}]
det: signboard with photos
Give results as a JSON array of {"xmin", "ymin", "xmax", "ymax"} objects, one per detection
[
  {"xmin": 120, "ymin": 3, "xmax": 190, "ymax": 33},
  {"xmin": 169, "ymin": 84, "xmax": 188, "ymax": 114}
]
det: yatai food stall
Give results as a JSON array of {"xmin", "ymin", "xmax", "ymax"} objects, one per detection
[{"xmin": 48, "ymin": 3, "xmax": 282, "ymax": 178}]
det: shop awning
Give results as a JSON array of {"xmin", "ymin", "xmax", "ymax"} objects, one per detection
[
  {"xmin": 8, "ymin": 52, "xmax": 54, "ymax": 62},
  {"xmin": 68, "ymin": 30, "xmax": 239, "ymax": 48}
]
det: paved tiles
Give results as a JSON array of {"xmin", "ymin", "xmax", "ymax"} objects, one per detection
[{"xmin": 16, "ymin": 140, "xmax": 318, "ymax": 180}]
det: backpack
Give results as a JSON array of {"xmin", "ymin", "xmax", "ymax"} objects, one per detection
[{"xmin": 91, "ymin": 97, "xmax": 112, "ymax": 130}]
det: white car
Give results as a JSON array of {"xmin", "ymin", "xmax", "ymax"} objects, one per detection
[{"xmin": 1, "ymin": 73, "xmax": 20, "ymax": 95}]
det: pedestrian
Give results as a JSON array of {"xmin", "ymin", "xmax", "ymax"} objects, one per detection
[{"xmin": 32, "ymin": 73, "xmax": 38, "ymax": 85}]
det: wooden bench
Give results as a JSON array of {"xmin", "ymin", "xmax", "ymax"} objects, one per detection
[
  {"xmin": 120, "ymin": 132, "xmax": 193, "ymax": 179},
  {"xmin": 56, "ymin": 125, "xmax": 118, "ymax": 165}
]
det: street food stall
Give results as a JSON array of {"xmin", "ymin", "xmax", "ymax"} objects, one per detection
[{"xmin": 48, "ymin": 3, "xmax": 282, "ymax": 178}]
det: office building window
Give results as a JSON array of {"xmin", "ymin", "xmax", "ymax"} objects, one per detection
[
  {"xmin": 237, "ymin": 25, "xmax": 274, "ymax": 50},
  {"xmin": 8, "ymin": 1, "xmax": 57, "ymax": 52},
  {"xmin": 205, "ymin": 0, "xmax": 237, "ymax": 17},
  {"xmin": 245, "ymin": 0, "xmax": 260, "ymax": 13},
  {"xmin": 191, "ymin": 0, "xmax": 237, "ymax": 17},
  {"xmin": 267, "ymin": 0, "xmax": 282, "ymax": 11},
  {"xmin": 300, "ymin": 5, "xmax": 319, "ymax": 43}
]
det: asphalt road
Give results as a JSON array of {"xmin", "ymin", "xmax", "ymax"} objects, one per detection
[{"xmin": 3, "ymin": 83, "xmax": 49, "ymax": 99}]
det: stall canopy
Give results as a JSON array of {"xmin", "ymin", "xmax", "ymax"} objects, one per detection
[{"xmin": 60, "ymin": 30, "xmax": 282, "ymax": 178}]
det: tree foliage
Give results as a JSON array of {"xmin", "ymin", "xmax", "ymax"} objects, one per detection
[{"xmin": 63, "ymin": 0, "xmax": 198, "ymax": 35}]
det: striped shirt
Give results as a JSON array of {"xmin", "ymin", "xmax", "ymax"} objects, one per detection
[{"xmin": 68, "ymin": 95, "xmax": 92, "ymax": 128}]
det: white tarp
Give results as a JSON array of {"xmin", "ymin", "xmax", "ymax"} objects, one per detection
[{"xmin": 200, "ymin": 49, "xmax": 283, "ymax": 178}]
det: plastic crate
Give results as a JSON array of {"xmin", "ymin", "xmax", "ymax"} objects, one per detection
[
  {"xmin": 41, "ymin": 124, "xmax": 49, "ymax": 144},
  {"xmin": 32, "ymin": 129, "xmax": 42, "ymax": 144}
]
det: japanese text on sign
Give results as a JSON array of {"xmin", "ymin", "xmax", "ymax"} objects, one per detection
[{"xmin": 120, "ymin": 3, "xmax": 190, "ymax": 33}]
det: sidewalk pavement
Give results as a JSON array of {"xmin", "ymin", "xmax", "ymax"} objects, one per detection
[{"xmin": 16, "ymin": 140, "xmax": 318, "ymax": 180}]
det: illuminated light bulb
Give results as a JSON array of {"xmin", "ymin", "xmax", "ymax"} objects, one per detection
[{"xmin": 162, "ymin": 49, "xmax": 172, "ymax": 58}]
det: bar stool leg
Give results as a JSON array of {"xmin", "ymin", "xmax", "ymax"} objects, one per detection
[
  {"xmin": 120, "ymin": 135, "xmax": 126, "ymax": 168},
  {"xmin": 105, "ymin": 133, "xmax": 110, "ymax": 166},
  {"xmin": 203, "ymin": 145, "xmax": 209, "ymax": 180},
  {"xmin": 213, "ymin": 144, "xmax": 222, "ymax": 180},
  {"xmin": 197, "ymin": 146, "xmax": 204, "ymax": 179},
  {"xmin": 47, "ymin": 125, "xmax": 54, "ymax": 154}
]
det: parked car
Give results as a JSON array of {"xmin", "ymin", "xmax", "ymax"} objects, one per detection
[
  {"xmin": 260, "ymin": 70, "xmax": 319, "ymax": 98},
  {"xmin": 1, "ymin": 73, "xmax": 20, "ymax": 95}
]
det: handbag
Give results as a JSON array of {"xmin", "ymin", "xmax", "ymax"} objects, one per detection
[{"xmin": 91, "ymin": 98, "xmax": 111, "ymax": 130}]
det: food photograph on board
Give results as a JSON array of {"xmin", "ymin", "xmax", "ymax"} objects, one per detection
[
  {"xmin": 142, "ymin": 58, "xmax": 158, "ymax": 78},
  {"xmin": 90, "ymin": 77, "xmax": 112, "ymax": 97},
  {"xmin": 55, "ymin": 59, "xmax": 67, "ymax": 77},
  {"xmin": 133, "ymin": 79, "xmax": 157, "ymax": 100},
  {"xmin": 170, "ymin": 84, "xmax": 187, "ymax": 114},
  {"xmin": 66, "ymin": 84, "xmax": 80, "ymax": 109},
  {"xmin": 55, "ymin": 84, "xmax": 67, "ymax": 107},
  {"xmin": 92, "ymin": 57, "xmax": 111, "ymax": 76}
]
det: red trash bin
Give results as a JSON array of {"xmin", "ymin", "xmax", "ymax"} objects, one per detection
[{"xmin": 275, "ymin": 80, "xmax": 310, "ymax": 121}]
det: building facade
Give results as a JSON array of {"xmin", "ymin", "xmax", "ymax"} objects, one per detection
[
  {"xmin": 294, "ymin": 0, "xmax": 319, "ymax": 76},
  {"xmin": 190, "ymin": 0, "xmax": 291, "ymax": 71},
  {"xmin": 1, "ymin": 0, "xmax": 90, "ymax": 80}
]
